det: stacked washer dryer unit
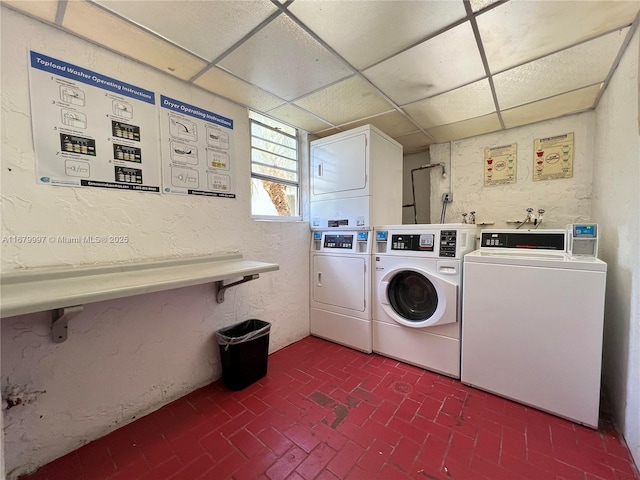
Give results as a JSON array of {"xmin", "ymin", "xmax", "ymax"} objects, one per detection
[
  {"xmin": 309, "ymin": 125, "xmax": 403, "ymax": 353},
  {"xmin": 373, "ymin": 224, "xmax": 478, "ymax": 377}
]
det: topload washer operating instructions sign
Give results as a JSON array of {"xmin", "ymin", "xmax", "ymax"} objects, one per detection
[{"xmin": 28, "ymin": 51, "xmax": 161, "ymax": 192}]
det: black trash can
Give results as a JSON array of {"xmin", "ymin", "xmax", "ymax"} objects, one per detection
[{"xmin": 216, "ymin": 319, "xmax": 271, "ymax": 391}]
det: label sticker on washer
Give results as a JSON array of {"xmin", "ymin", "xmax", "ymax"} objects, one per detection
[{"xmin": 419, "ymin": 234, "xmax": 434, "ymax": 249}]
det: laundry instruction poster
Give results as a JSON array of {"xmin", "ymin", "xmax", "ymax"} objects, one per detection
[
  {"xmin": 484, "ymin": 143, "xmax": 517, "ymax": 186},
  {"xmin": 28, "ymin": 51, "xmax": 160, "ymax": 192},
  {"xmin": 533, "ymin": 132, "xmax": 574, "ymax": 181},
  {"xmin": 159, "ymin": 95, "xmax": 235, "ymax": 198}
]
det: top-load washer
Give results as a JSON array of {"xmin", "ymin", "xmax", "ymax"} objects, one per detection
[
  {"xmin": 373, "ymin": 224, "xmax": 478, "ymax": 377},
  {"xmin": 310, "ymin": 230, "xmax": 373, "ymax": 353},
  {"xmin": 461, "ymin": 226, "xmax": 607, "ymax": 428}
]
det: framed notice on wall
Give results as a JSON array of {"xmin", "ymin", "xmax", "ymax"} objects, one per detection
[
  {"xmin": 533, "ymin": 133, "xmax": 574, "ymax": 181},
  {"xmin": 484, "ymin": 143, "xmax": 517, "ymax": 186}
]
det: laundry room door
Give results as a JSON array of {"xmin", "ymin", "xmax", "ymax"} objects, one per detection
[
  {"xmin": 312, "ymin": 255, "xmax": 366, "ymax": 312},
  {"xmin": 311, "ymin": 133, "xmax": 367, "ymax": 199}
]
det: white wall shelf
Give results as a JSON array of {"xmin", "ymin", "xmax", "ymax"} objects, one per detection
[{"xmin": 0, "ymin": 253, "xmax": 279, "ymax": 342}]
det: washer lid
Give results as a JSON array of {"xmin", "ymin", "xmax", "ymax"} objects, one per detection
[{"xmin": 464, "ymin": 249, "xmax": 607, "ymax": 272}]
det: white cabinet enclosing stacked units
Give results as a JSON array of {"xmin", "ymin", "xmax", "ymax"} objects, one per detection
[{"xmin": 309, "ymin": 125, "xmax": 403, "ymax": 353}]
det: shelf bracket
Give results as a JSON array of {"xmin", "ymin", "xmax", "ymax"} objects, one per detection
[
  {"xmin": 51, "ymin": 305, "xmax": 83, "ymax": 343},
  {"xmin": 215, "ymin": 274, "xmax": 259, "ymax": 304}
]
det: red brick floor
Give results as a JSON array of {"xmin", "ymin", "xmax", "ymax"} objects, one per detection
[{"xmin": 22, "ymin": 336, "xmax": 639, "ymax": 480}]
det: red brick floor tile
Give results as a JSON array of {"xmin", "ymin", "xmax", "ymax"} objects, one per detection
[
  {"xmin": 284, "ymin": 423, "xmax": 321, "ymax": 453},
  {"xmin": 209, "ymin": 449, "xmax": 246, "ymax": 479},
  {"xmin": 20, "ymin": 337, "xmax": 640, "ymax": 480},
  {"xmin": 356, "ymin": 437, "xmax": 393, "ymax": 474},
  {"xmin": 168, "ymin": 454, "xmax": 215, "ymax": 480},
  {"xmin": 229, "ymin": 428, "xmax": 264, "ymax": 459},
  {"xmin": 265, "ymin": 445, "xmax": 307, "ymax": 480},
  {"xmin": 501, "ymin": 425, "xmax": 527, "ymax": 460},
  {"xmin": 310, "ymin": 421, "xmax": 348, "ymax": 452},
  {"xmin": 473, "ymin": 429, "xmax": 501, "ymax": 464},
  {"xmin": 295, "ymin": 442, "xmax": 337, "ymax": 480},
  {"xmin": 386, "ymin": 436, "xmax": 421, "ymax": 474},
  {"xmin": 232, "ymin": 446, "xmax": 277, "ymax": 480},
  {"xmin": 259, "ymin": 426, "xmax": 296, "ymax": 457},
  {"xmin": 326, "ymin": 440, "xmax": 365, "ymax": 478},
  {"xmin": 413, "ymin": 433, "xmax": 448, "ymax": 473}
]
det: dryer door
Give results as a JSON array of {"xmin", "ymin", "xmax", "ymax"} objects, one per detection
[{"xmin": 378, "ymin": 267, "xmax": 457, "ymax": 328}]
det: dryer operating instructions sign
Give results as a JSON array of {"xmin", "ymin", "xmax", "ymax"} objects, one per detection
[
  {"xmin": 28, "ymin": 51, "xmax": 161, "ymax": 192},
  {"xmin": 159, "ymin": 95, "xmax": 235, "ymax": 198}
]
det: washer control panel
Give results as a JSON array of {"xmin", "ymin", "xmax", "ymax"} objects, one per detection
[
  {"xmin": 391, "ymin": 234, "xmax": 435, "ymax": 252},
  {"xmin": 439, "ymin": 230, "xmax": 458, "ymax": 257}
]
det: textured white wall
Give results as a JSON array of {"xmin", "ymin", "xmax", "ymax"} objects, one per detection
[
  {"xmin": 429, "ymin": 114, "xmax": 596, "ymax": 228},
  {"xmin": 593, "ymin": 27, "xmax": 640, "ymax": 469},
  {"xmin": 0, "ymin": 8, "xmax": 310, "ymax": 479}
]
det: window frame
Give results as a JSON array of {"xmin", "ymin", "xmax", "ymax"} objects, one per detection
[{"xmin": 249, "ymin": 114, "xmax": 301, "ymax": 221}]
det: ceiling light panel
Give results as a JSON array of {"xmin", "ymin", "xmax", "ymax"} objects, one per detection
[
  {"xmin": 403, "ymin": 79, "xmax": 495, "ymax": 129},
  {"xmin": 427, "ymin": 114, "xmax": 502, "ymax": 143},
  {"xmin": 338, "ymin": 111, "xmax": 420, "ymax": 138},
  {"xmin": 266, "ymin": 104, "xmax": 333, "ymax": 133},
  {"xmin": 218, "ymin": 14, "xmax": 353, "ymax": 101},
  {"xmin": 478, "ymin": 0, "xmax": 640, "ymax": 73},
  {"xmin": 194, "ymin": 67, "xmax": 286, "ymax": 112},
  {"xmin": 363, "ymin": 22, "xmax": 486, "ymax": 106},
  {"xmin": 293, "ymin": 76, "xmax": 394, "ymax": 125},
  {"xmin": 502, "ymin": 84, "xmax": 602, "ymax": 129},
  {"xmin": 62, "ymin": 1, "xmax": 207, "ymax": 80},
  {"xmin": 93, "ymin": 0, "xmax": 278, "ymax": 62},
  {"xmin": 3, "ymin": 0, "xmax": 58, "ymax": 22},
  {"xmin": 494, "ymin": 28, "xmax": 629, "ymax": 110},
  {"xmin": 288, "ymin": 0, "xmax": 467, "ymax": 70}
]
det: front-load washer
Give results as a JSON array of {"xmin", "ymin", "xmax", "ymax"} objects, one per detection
[
  {"xmin": 373, "ymin": 224, "xmax": 478, "ymax": 377},
  {"xmin": 310, "ymin": 230, "xmax": 372, "ymax": 353}
]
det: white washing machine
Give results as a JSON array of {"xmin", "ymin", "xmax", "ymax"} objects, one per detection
[
  {"xmin": 373, "ymin": 224, "xmax": 478, "ymax": 377},
  {"xmin": 310, "ymin": 230, "xmax": 373, "ymax": 353},
  {"xmin": 461, "ymin": 227, "xmax": 607, "ymax": 428}
]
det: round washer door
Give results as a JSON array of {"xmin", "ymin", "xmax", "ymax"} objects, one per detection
[{"xmin": 378, "ymin": 267, "xmax": 457, "ymax": 328}]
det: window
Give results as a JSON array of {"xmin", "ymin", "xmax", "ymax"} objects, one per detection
[{"xmin": 249, "ymin": 112, "xmax": 299, "ymax": 218}]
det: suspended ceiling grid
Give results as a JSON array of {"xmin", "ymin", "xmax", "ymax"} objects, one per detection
[{"xmin": 3, "ymin": 0, "xmax": 640, "ymax": 153}]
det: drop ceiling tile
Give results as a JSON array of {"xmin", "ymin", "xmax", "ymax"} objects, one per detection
[
  {"xmin": 288, "ymin": 0, "xmax": 467, "ymax": 70},
  {"xmin": 3, "ymin": 0, "xmax": 58, "ymax": 22},
  {"xmin": 478, "ymin": 1, "xmax": 640, "ymax": 73},
  {"xmin": 427, "ymin": 114, "xmax": 502, "ymax": 143},
  {"xmin": 363, "ymin": 22, "xmax": 486, "ymax": 105},
  {"xmin": 502, "ymin": 84, "xmax": 602, "ymax": 129},
  {"xmin": 339, "ymin": 111, "xmax": 419, "ymax": 138},
  {"xmin": 393, "ymin": 131, "xmax": 435, "ymax": 153},
  {"xmin": 403, "ymin": 79, "xmax": 495, "ymax": 129},
  {"xmin": 266, "ymin": 104, "xmax": 333, "ymax": 133},
  {"xmin": 313, "ymin": 128, "xmax": 343, "ymax": 139},
  {"xmin": 218, "ymin": 14, "xmax": 353, "ymax": 101},
  {"xmin": 293, "ymin": 76, "xmax": 394, "ymax": 125},
  {"xmin": 62, "ymin": 1, "xmax": 207, "ymax": 80},
  {"xmin": 93, "ymin": 0, "xmax": 277, "ymax": 62},
  {"xmin": 494, "ymin": 28, "xmax": 629, "ymax": 110},
  {"xmin": 194, "ymin": 67, "xmax": 286, "ymax": 112},
  {"xmin": 469, "ymin": 0, "xmax": 502, "ymax": 14}
]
